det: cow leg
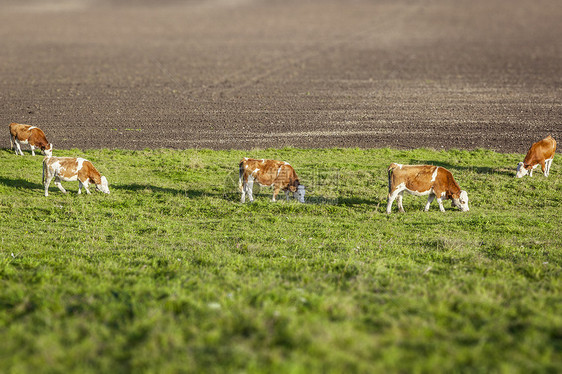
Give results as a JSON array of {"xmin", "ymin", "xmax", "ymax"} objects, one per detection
[
  {"xmin": 54, "ymin": 178, "xmax": 67, "ymax": 194},
  {"xmin": 9, "ymin": 135, "xmax": 14, "ymax": 151},
  {"xmin": 246, "ymin": 180, "xmax": 254, "ymax": 202},
  {"xmin": 530, "ymin": 164, "xmax": 539, "ymax": 177},
  {"xmin": 81, "ymin": 180, "xmax": 91, "ymax": 194},
  {"xmin": 436, "ymin": 197, "xmax": 445, "ymax": 212},
  {"xmin": 543, "ymin": 159, "xmax": 552, "ymax": 177},
  {"xmin": 546, "ymin": 158, "xmax": 553, "ymax": 176},
  {"xmin": 77, "ymin": 179, "xmax": 91, "ymax": 194},
  {"xmin": 30, "ymin": 145, "xmax": 36, "ymax": 156},
  {"xmin": 15, "ymin": 140, "xmax": 23, "ymax": 155},
  {"xmin": 285, "ymin": 190, "xmax": 291, "ymax": 201},
  {"xmin": 397, "ymin": 192, "xmax": 405, "ymax": 213},
  {"xmin": 386, "ymin": 189, "xmax": 401, "ymax": 214},
  {"xmin": 44, "ymin": 175, "xmax": 54, "ymax": 197},
  {"xmin": 424, "ymin": 194, "xmax": 435, "ymax": 212},
  {"xmin": 240, "ymin": 182, "xmax": 247, "ymax": 203},
  {"xmin": 538, "ymin": 161, "xmax": 547, "ymax": 176},
  {"xmin": 272, "ymin": 185, "xmax": 280, "ymax": 202}
]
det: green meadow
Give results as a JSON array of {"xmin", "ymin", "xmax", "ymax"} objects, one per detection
[{"xmin": 1, "ymin": 147, "xmax": 561, "ymax": 373}]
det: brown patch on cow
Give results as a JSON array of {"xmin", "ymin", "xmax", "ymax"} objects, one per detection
[
  {"xmin": 79, "ymin": 160, "xmax": 102, "ymax": 185},
  {"xmin": 522, "ymin": 135, "xmax": 556, "ymax": 171},
  {"xmin": 387, "ymin": 163, "xmax": 467, "ymax": 213},
  {"xmin": 56, "ymin": 158, "xmax": 79, "ymax": 179},
  {"xmin": 389, "ymin": 164, "xmax": 460, "ymax": 197},
  {"xmin": 43, "ymin": 156, "xmax": 108, "ymax": 196},
  {"xmin": 239, "ymin": 158, "xmax": 301, "ymax": 201},
  {"xmin": 241, "ymin": 158, "xmax": 299, "ymax": 188},
  {"xmin": 44, "ymin": 157, "xmax": 101, "ymax": 184},
  {"xmin": 49, "ymin": 158, "xmax": 101, "ymax": 184},
  {"xmin": 9, "ymin": 122, "xmax": 51, "ymax": 151}
]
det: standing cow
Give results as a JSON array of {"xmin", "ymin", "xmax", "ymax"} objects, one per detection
[
  {"xmin": 239, "ymin": 158, "xmax": 305, "ymax": 203},
  {"xmin": 9, "ymin": 122, "xmax": 53, "ymax": 156},
  {"xmin": 387, "ymin": 163, "xmax": 469, "ymax": 213},
  {"xmin": 516, "ymin": 135, "xmax": 556, "ymax": 178},
  {"xmin": 43, "ymin": 156, "xmax": 110, "ymax": 196}
]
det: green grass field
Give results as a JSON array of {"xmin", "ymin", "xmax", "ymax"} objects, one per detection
[{"xmin": 1, "ymin": 147, "xmax": 561, "ymax": 373}]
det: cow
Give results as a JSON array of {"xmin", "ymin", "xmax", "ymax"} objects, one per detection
[
  {"xmin": 387, "ymin": 163, "xmax": 469, "ymax": 213},
  {"xmin": 239, "ymin": 158, "xmax": 305, "ymax": 203},
  {"xmin": 516, "ymin": 135, "xmax": 556, "ymax": 178},
  {"xmin": 42, "ymin": 156, "xmax": 110, "ymax": 196},
  {"xmin": 9, "ymin": 122, "xmax": 53, "ymax": 156}
]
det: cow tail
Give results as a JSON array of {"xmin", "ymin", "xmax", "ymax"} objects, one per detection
[
  {"xmin": 238, "ymin": 161, "xmax": 244, "ymax": 192},
  {"xmin": 42, "ymin": 160, "xmax": 45, "ymax": 186},
  {"xmin": 387, "ymin": 163, "xmax": 397, "ymax": 194}
]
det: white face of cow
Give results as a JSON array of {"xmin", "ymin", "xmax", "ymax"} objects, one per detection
[
  {"xmin": 515, "ymin": 162, "xmax": 529, "ymax": 178},
  {"xmin": 42, "ymin": 144, "xmax": 53, "ymax": 157},
  {"xmin": 97, "ymin": 175, "xmax": 110, "ymax": 194},
  {"xmin": 458, "ymin": 190, "xmax": 469, "ymax": 211},
  {"xmin": 294, "ymin": 184, "xmax": 305, "ymax": 203}
]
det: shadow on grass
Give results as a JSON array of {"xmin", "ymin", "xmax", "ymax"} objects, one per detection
[
  {"xmin": 112, "ymin": 183, "xmax": 222, "ymax": 199},
  {"xmin": 418, "ymin": 160, "xmax": 515, "ymax": 177},
  {"xmin": 337, "ymin": 196, "xmax": 381, "ymax": 206},
  {"xmin": 0, "ymin": 177, "xmax": 41, "ymax": 190}
]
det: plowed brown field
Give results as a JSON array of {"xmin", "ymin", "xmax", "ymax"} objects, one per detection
[{"xmin": 1, "ymin": 0, "xmax": 560, "ymax": 152}]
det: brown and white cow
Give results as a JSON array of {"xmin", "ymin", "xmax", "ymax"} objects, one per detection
[
  {"xmin": 43, "ymin": 156, "xmax": 110, "ymax": 196},
  {"xmin": 387, "ymin": 163, "xmax": 469, "ymax": 213},
  {"xmin": 9, "ymin": 122, "xmax": 53, "ymax": 156},
  {"xmin": 239, "ymin": 158, "xmax": 305, "ymax": 203},
  {"xmin": 516, "ymin": 135, "xmax": 556, "ymax": 178}
]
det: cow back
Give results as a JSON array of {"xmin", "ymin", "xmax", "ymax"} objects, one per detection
[
  {"xmin": 9, "ymin": 123, "xmax": 30, "ymax": 139},
  {"xmin": 240, "ymin": 158, "xmax": 299, "ymax": 189},
  {"xmin": 388, "ymin": 164, "xmax": 437, "ymax": 193},
  {"xmin": 524, "ymin": 136, "xmax": 556, "ymax": 165},
  {"xmin": 241, "ymin": 158, "xmax": 282, "ymax": 185}
]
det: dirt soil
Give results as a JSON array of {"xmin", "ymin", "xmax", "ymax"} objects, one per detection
[{"xmin": 1, "ymin": 0, "xmax": 560, "ymax": 153}]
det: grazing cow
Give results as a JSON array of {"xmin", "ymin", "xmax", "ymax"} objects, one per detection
[
  {"xmin": 43, "ymin": 156, "xmax": 110, "ymax": 196},
  {"xmin": 516, "ymin": 135, "xmax": 556, "ymax": 178},
  {"xmin": 239, "ymin": 158, "xmax": 305, "ymax": 203},
  {"xmin": 387, "ymin": 163, "xmax": 469, "ymax": 213},
  {"xmin": 9, "ymin": 122, "xmax": 52, "ymax": 156}
]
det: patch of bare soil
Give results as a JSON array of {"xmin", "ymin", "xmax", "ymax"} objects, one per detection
[{"xmin": 1, "ymin": 0, "xmax": 560, "ymax": 153}]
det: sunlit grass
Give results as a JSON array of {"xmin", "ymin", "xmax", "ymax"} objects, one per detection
[{"xmin": 1, "ymin": 147, "xmax": 561, "ymax": 373}]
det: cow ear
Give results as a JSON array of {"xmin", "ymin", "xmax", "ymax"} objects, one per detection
[{"xmin": 287, "ymin": 177, "xmax": 296, "ymax": 192}]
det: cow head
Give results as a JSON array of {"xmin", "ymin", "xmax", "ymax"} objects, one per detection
[
  {"xmin": 452, "ymin": 190, "xmax": 469, "ymax": 211},
  {"xmin": 294, "ymin": 184, "xmax": 305, "ymax": 203},
  {"xmin": 515, "ymin": 162, "xmax": 530, "ymax": 178},
  {"xmin": 287, "ymin": 178, "xmax": 305, "ymax": 203},
  {"xmin": 96, "ymin": 175, "xmax": 110, "ymax": 194},
  {"xmin": 42, "ymin": 143, "xmax": 53, "ymax": 157}
]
